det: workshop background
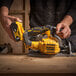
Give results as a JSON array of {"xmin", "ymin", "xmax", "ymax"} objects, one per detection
[
  {"xmin": 0, "ymin": 0, "xmax": 30, "ymax": 54},
  {"xmin": 0, "ymin": 0, "xmax": 76, "ymax": 74}
]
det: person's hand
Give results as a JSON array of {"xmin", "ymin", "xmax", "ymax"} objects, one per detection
[
  {"xmin": 0, "ymin": 15, "xmax": 22, "ymax": 40},
  {"xmin": 0, "ymin": 6, "xmax": 22, "ymax": 40},
  {"xmin": 56, "ymin": 23, "xmax": 71, "ymax": 39},
  {"xmin": 56, "ymin": 15, "xmax": 73, "ymax": 39}
]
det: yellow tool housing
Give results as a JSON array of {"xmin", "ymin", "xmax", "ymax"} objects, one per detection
[{"xmin": 11, "ymin": 22, "xmax": 60, "ymax": 55}]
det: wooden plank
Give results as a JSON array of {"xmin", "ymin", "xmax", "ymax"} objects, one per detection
[
  {"xmin": 11, "ymin": 0, "xmax": 23, "ymax": 10},
  {"xmin": 24, "ymin": 0, "xmax": 30, "ymax": 30},
  {"xmin": 9, "ymin": 10, "xmax": 25, "ymax": 14},
  {"xmin": 0, "ymin": 55, "xmax": 76, "ymax": 73}
]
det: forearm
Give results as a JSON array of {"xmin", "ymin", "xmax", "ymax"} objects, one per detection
[
  {"xmin": 0, "ymin": 6, "xmax": 9, "ymax": 17},
  {"xmin": 61, "ymin": 15, "xmax": 73, "ymax": 26},
  {"xmin": 0, "ymin": 6, "xmax": 12, "ymax": 27},
  {"xmin": 0, "ymin": 6, "xmax": 9, "ymax": 23}
]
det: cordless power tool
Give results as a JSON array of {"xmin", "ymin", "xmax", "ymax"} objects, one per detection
[{"xmin": 10, "ymin": 21, "xmax": 72, "ymax": 55}]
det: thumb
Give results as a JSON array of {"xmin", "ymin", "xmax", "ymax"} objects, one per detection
[{"xmin": 14, "ymin": 17, "xmax": 22, "ymax": 22}]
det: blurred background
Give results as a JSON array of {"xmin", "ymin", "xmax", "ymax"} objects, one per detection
[{"xmin": 0, "ymin": 0, "xmax": 30, "ymax": 54}]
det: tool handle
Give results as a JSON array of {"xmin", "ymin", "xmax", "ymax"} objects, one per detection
[
  {"xmin": 27, "ymin": 26, "xmax": 49, "ymax": 36},
  {"xmin": 10, "ymin": 22, "xmax": 24, "ymax": 41}
]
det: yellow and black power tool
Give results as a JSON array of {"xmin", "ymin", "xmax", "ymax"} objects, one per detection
[{"xmin": 10, "ymin": 21, "xmax": 72, "ymax": 55}]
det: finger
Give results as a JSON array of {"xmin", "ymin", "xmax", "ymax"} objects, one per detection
[
  {"xmin": 56, "ymin": 23, "xmax": 63, "ymax": 34},
  {"xmin": 63, "ymin": 31, "xmax": 69, "ymax": 38},
  {"xmin": 15, "ymin": 18, "xmax": 22, "ymax": 22},
  {"xmin": 65, "ymin": 30, "xmax": 71, "ymax": 38},
  {"xmin": 61, "ymin": 28, "xmax": 68, "ymax": 35},
  {"xmin": 57, "ymin": 32, "xmax": 64, "ymax": 39},
  {"xmin": 62, "ymin": 29, "xmax": 71, "ymax": 39},
  {"xmin": 8, "ymin": 16, "xmax": 22, "ymax": 22},
  {"xmin": 61, "ymin": 27, "xmax": 71, "ymax": 38}
]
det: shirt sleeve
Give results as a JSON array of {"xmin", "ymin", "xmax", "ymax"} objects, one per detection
[
  {"xmin": 67, "ymin": 0, "xmax": 76, "ymax": 22},
  {"xmin": 0, "ymin": 0, "xmax": 13, "ymax": 10}
]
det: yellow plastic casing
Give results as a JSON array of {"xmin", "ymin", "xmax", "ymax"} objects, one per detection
[
  {"xmin": 30, "ymin": 37, "xmax": 60, "ymax": 54},
  {"xmin": 30, "ymin": 41, "xmax": 39, "ymax": 51},
  {"xmin": 15, "ymin": 21, "xmax": 25, "ymax": 40},
  {"xmin": 39, "ymin": 37, "xmax": 60, "ymax": 54},
  {"xmin": 28, "ymin": 29, "xmax": 60, "ymax": 55}
]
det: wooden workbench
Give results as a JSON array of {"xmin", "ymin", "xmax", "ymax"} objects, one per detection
[{"xmin": 0, "ymin": 55, "xmax": 76, "ymax": 73}]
